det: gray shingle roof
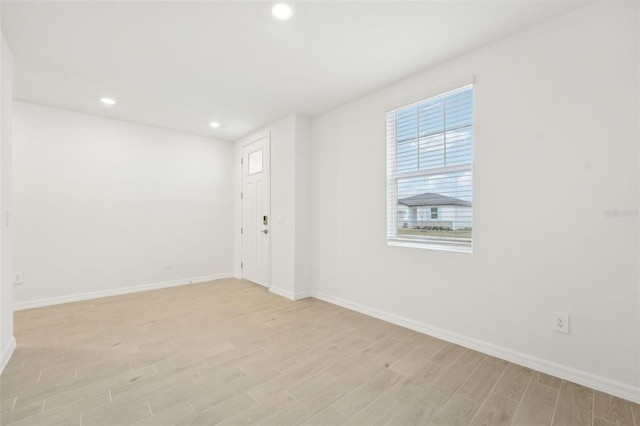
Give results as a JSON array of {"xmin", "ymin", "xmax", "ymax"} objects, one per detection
[{"xmin": 398, "ymin": 193, "xmax": 471, "ymax": 207}]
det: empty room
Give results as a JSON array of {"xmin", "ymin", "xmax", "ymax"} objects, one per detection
[{"xmin": 0, "ymin": 0, "xmax": 639, "ymax": 425}]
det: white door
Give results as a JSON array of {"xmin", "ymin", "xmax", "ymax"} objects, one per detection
[{"xmin": 241, "ymin": 135, "xmax": 270, "ymax": 287}]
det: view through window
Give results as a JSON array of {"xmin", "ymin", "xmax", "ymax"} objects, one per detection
[{"xmin": 386, "ymin": 85, "xmax": 473, "ymax": 250}]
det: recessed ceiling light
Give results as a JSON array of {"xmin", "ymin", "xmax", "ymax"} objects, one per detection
[
  {"xmin": 100, "ymin": 97, "xmax": 116, "ymax": 105},
  {"xmin": 272, "ymin": 3, "xmax": 293, "ymax": 20},
  {"xmin": 209, "ymin": 122, "xmax": 221, "ymax": 128}
]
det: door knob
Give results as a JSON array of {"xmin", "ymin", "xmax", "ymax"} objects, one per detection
[{"xmin": 261, "ymin": 229, "xmax": 268, "ymax": 234}]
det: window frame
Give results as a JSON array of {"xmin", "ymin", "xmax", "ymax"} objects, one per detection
[{"xmin": 386, "ymin": 83, "xmax": 474, "ymax": 253}]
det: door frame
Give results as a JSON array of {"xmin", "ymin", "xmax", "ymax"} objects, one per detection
[{"xmin": 240, "ymin": 132, "xmax": 271, "ymax": 288}]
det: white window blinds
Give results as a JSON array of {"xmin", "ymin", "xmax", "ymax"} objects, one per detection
[{"xmin": 386, "ymin": 85, "xmax": 473, "ymax": 251}]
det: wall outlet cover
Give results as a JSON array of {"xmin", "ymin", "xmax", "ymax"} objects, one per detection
[{"xmin": 553, "ymin": 311, "xmax": 570, "ymax": 334}]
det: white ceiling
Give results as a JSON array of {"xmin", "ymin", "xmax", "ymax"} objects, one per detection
[{"xmin": 2, "ymin": 1, "xmax": 587, "ymax": 141}]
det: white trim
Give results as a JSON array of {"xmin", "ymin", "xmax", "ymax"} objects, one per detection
[
  {"xmin": 388, "ymin": 240, "xmax": 472, "ymax": 253},
  {"xmin": 268, "ymin": 287, "xmax": 311, "ymax": 301},
  {"xmin": 310, "ymin": 290, "xmax": 640, "ymax": 404},
  {"xmin": 13, "ymin": 273, "xmax": 233, "ymax": 311},
  {"xmin": 268, "ymin": 286, "xmax": 295, "ymax": 301},
  {"xmin": 396, "ymin": 164, "xmax": 472, "ymax": 180},
  {"xmin": 0, "ymin": 337, "xmax": 16, "ymax": 374}
]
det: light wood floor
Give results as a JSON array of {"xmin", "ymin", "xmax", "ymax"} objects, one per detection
[{"xmin": 1, "ymin": 279, "xmax": 638, "ymax": 426}]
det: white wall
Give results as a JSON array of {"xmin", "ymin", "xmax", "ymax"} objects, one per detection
[
  {"xmin": 0, "ymin": 30, "xmax": 15, "ymax": 373},
  {"xmin": 294, "ymin": 117, "xmax": 312, "ymax": 297},
  {"xmin": 13, "ymin": 102, "xmax": 234, "ymax": 307},
  {"xmin": 234, "ymin": 114, "xmax": 311, "ymax": 299},
  {"xmin": 311, "ymin": 0, "xmax": 639, "ymax": 401}
]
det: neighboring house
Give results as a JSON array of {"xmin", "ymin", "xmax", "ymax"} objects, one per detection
[{"xmin": 398, "ymin": 193, "xmax": 472, "ymax": 230}]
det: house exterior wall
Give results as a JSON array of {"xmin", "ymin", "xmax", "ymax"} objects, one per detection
[{"xmin": 398, "ymin": 205, "xmax": 471, "ymax": 229}]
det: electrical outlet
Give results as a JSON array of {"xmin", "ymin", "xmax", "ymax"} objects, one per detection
[
  {"xmin": 553, "ymin": 311, "xmax": 569, "ymax": 334},
  {"xmin": 164, "ymin": 259, "xmax": 172, "ymax": 268},
  {"xmin": 13, "ymin": 272, "xmax": 23, "ymax": 285}
]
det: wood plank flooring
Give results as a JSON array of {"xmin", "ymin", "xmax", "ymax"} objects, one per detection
[{"xmin": 1, "ymin": 278, "xmax": 638, "ymax": 425}]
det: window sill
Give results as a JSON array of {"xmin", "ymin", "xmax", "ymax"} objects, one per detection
[{"xmin": 388, "ymin": 239, "xmax": 472, "ymax": 253}]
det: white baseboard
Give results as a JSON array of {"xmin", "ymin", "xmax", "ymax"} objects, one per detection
[
  {"xmin": 268, "ymin": 286, "xmax": 312, "ymax": 301},
  {"xmin": 269, "ymin": 286, "xmax": 295, "ymax": 300},
  {"xmin": 310, "ymin": 290, "xmax": 640, "ymax": 404},
  {"xmin": 13, "ymin": 273, "xmax": 233, "ymax": 311},
  {"xmin": 0, "ymin": 337, "xmax": 16, "ymax": 374}
]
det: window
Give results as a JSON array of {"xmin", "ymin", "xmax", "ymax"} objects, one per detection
[
  {"xmin": 248, "ymin": 149, "xmax": 263, "ymax": 175},
  {"xmin": 386, "ymin": 84, "xmax": 473, "ymax": 251}
]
